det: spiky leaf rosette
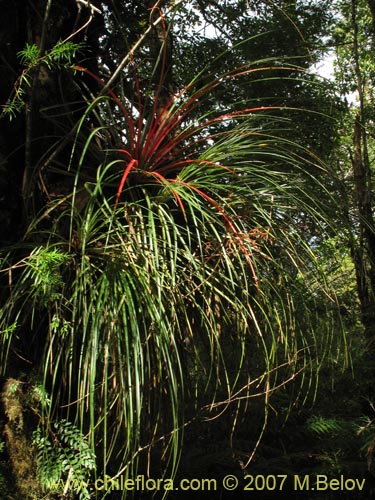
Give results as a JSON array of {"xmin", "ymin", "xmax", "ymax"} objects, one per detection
[{"xmin": 0, "ymin": 27, "xmax": 345, "ymax": 493}]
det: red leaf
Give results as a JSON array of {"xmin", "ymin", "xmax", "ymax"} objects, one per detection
[{"xmin": 115, "ymin": 159, "xmax": 138, "ymax": 209}]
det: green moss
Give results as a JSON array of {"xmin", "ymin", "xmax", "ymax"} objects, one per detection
[{"xmin": 1, "ymin": 378, "xmax": 42, "ymax": 499}]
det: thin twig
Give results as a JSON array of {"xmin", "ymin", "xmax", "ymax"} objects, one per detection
[
  {"xmin": 76, "ymin": 0, "xmax": 102, "ymax": 15},
  {"xmin": 62, "ymin": 0, "xmax": 102, "ymax": 44},
  {"xmin": 100, "ymin": 0, "xmax": 182, "ymax": 95}
]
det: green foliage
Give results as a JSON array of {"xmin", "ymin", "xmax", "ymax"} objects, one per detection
[
  {"xmin": 334, "ymin": 0, "xmax": 375, "ymax": 96},
  {"xmin": 17, "ymin": 43, "xmax": 41, "ymax": 66},
  {"xmin": 307, "ymin": 415, "xmax": 356, "ymax": 437},
  {"xmin": 0, "ymin": 1, "xmax": 360, "ymax": 497},
  {"xmin": 33, "ymin": 420, "xmax": 96, "ymax": 500},
  {"xmin": 28, "ymin": 384, "xmax": 52, "ymax": 412},
  {"xmin": 0, "ymin": 322, "xmax": 17, "ymax": 339},
  {"xmin": 2, "ymin": 40, "xmax": 83, "ymax": 120},
  {"xmin": 0, "ymin": 323, "xmax": 16, "ymax": 375},
  {"xmin": 46, "ymin": 40, "xmax": 83, "ymax": 67},
  {"xmin": 6, "ymin": 105, "xmax": 343, "ymax": 491},
  {"xmin": 27, "ymin": 247, "xmax": 69, "ymax": 304}
]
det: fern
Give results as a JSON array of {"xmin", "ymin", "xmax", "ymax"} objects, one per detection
[
  {"xmin": 307, "ymin": 416, "xmax": 350, "ymax": 436},
  {"xmin": 33, "ymin": 420, "xmax": 96, "ymax": 500}
]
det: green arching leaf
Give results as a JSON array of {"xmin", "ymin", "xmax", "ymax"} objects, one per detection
[{"xmin": 0, "ymin": 5, "xmax": 349, "ymax": 496}]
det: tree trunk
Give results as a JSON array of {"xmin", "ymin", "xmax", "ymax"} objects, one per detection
[
  {"xmin": 350, "ymin": 0, "xmax": 375, "ymax": 340},
  {"xmin": 352, "ymin": 116, "xmax": 375, "ymax": 338}
]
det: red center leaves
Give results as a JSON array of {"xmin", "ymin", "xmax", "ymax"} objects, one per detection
[{"xmin": 73, "ymin": 28, "xmax": 291, "ymax": 290}]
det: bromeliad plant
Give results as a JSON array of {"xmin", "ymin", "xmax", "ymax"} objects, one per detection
[{"xmin": 0, "ymin": 6, "xmax": 346, "ymax": 497}]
